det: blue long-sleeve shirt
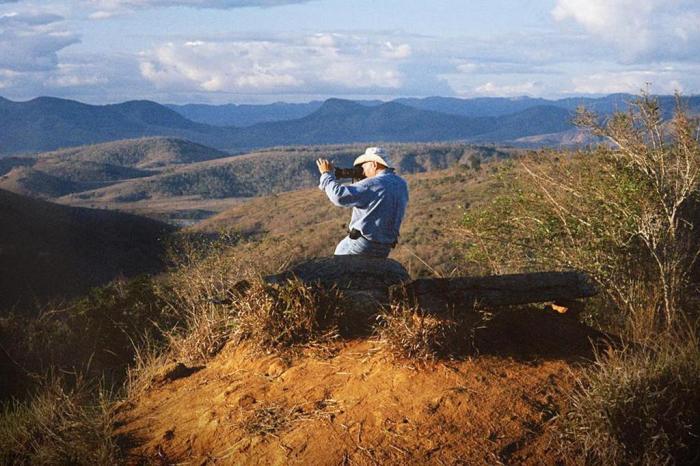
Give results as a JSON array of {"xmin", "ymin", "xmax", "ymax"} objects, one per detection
[{"xmin": 319, "ymin": 169, "xmax": 409, "ymax": 244}]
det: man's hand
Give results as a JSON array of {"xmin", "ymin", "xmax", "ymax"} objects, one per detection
[{"xmin": 316, "ymin": 158, "xmax": 333, "ymax": 175}]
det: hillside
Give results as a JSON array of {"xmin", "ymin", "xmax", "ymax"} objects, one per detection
[
  {"xmin": 189, "ymin": 165, "xmax": 497, "ymax": 277},
  {"xmin": 113, "ymin": 162, "xmax": 615, "ymax": 464},
  {"xmin": 36, "ymin": 137, "xmax": 230, "ymax": 169},
  {"xmin": 0, "ymin": 137, "xmax": 229, "ymax": 200},
  {"xmin": 0, "ymin": 189, "xmax": 174, "ymax": 312},
  {"xmin": 3, "ymin": 97, "xmax": 697, "ymax": 466},
  {"xmin": 58, "ymin": 143, "xmax": 515, "ymax": 225}
]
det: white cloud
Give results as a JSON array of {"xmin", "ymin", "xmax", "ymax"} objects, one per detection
[
  {"xmin": 139, "ymin": 34, "xmax": 411, "ymax": 94},
  {"xmin": 0, "ymin": 11, "xmax": 79, "ymax": 72},
  {"xmin": 552, "ymin": 0, "xmax": 700, "ymax": 62},
  {"xmin": 472, "ymin": 81, "xmax": 542, "ymax": 97},
  {"xmin": 570, "ymin": 70, "xmax": 687, "ymax": 95}
]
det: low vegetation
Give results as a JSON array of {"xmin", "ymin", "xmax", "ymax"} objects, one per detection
[
  {"xmin": 564, "ymin": 335, "xmax": 700, "ymax": 465},
  {"xmin": 0, "ymin": 377, "xmax": 121, "ymax": 466},
  {"xmin": 462, "ymin": 94, "xmax": 700, "ymax": 463},
  {"xmin": 234, "ymin": 278, "xmax": 349, "ymax": 352},
  {"xmin": 376, "ymin": 301, "xmax": 485, "ymax": 361}
]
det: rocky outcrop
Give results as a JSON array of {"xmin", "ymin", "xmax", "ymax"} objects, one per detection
[{"xmin": 264, "ymin": 255, "xmax": 410, "ymax": 304}]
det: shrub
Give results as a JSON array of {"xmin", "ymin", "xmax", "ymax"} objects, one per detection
[
  {"xmin": 0, "ymin": 276, "xmax": 168, "ymax": 400},
  {"xmin": 234, "ymin": 278, "xmax": 348, "ymax": 351},
  {"xmin": 563, "ymin": 334, "xmax": 700, "ymax": 465},
  {"xmin": 376, "ymin": 300, "xmax": 483, "ymax": 361},
  {"xmin": 0, "ymin": 376, "xmax": 122, "ymax": 466},
  {"xmin": 156, "ymin": 233, "xmax": 255, "ymax": 364},
  {"xmin": 462, "ymin": 95, "xmax": 700, "ymax": 336}
]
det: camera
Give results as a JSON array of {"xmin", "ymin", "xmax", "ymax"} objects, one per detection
[{"xmin": 334, "ymin": 165, "xmax": 365, "ymax": 181}]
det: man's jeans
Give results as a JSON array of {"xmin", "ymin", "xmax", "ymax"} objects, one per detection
[{"xmin": 334, "ymin": 236, "xmax": 392, "ymax": 258}]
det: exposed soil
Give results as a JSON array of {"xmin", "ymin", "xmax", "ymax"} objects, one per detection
[{"xmin": 116, "ymin": 308, "xmax": 610, "ymax": 465}]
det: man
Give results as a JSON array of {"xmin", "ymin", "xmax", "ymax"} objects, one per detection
[{"xmin": 316, "ymin": 146, "xmax": 409, "ymax": 258}]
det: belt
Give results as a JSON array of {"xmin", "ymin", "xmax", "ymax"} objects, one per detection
[{"xmin": 349, "ymin": 228, "xmax": 398, "ymax": 248}]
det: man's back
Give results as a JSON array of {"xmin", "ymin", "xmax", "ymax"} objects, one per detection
[{"xmin": 346, "ymin": 170, "xmax": 408, "ymax": 244}]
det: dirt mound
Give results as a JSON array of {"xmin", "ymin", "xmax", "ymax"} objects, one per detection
[{"xmin": 116, "ymin": 308, "xmax": 607, "ymax": 464}]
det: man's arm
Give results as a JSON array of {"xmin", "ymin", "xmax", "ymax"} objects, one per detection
[{"xmin": 316, "ymin": 158, "xmax": 372, "ymax": 208}]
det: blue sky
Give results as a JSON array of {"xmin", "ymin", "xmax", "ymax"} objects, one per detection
[{"xmin": 0, "ymin": 0, "xmax": 698, "ymax": 104}]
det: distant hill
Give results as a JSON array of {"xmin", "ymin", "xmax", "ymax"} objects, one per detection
[
  {"xmin": 217, "ymin": 99, "xmax": 578, "ymax": 148},
  {"xmin": 0, "ymin": 137, "xmax": 230, "ymax": 198},
  {"xmin": 9, "ymin": 93, "xmax": 696, "ymax": 156},
  {"xmin": 35, "ymin": 137, "xmax": 231, "ymax": 169},
  {"xmin": 0, "ymin": 167, "xmax": 85, "ymax": 198},
  {"xmin": 0, "ymin": 188, "xmax": 174, "ymax": 312},
  {"xmin": 0, "ymin": 95, "xmax": 584, "ymax": 155},
  {"xmin": 58, "ymin": 143, "xmax": 517, "ymax": 206},
  {"xmin": 166, "ymin": 101, "xmax": 326, "ymax": 127},
  {"xmin": 167, "ymin": 94, "xmax": 700, "ymax": 126},
  {"xmin": 0, "ymin": 97, "xmax": 223, "ymax": 155}
]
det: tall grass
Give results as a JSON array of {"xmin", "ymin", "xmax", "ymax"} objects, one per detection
[
  {"xmin": 234, "ymin": 278, "xmax": 349, "ymax": 352},
  {"xmin": 376, "ymin": 300, "xmax": 483, "ymax": 361},
  {"xmin": 460, "ymin": 94, "xmax": 700, "ymax": 462},
  {"xmin": 563, "ymin": 331, "xmax": 700, "ymax": 465},
  {"xmin": 0, "ymin": 376, "xmax": 122, "ymax": 466}
]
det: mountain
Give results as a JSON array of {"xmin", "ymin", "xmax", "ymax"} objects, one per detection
[
  {"xmin": 166, "ymin": 101, "xmax": 326, "ymax": 127},
  {"xmin": 395, "ymin": 96, "xmax": 555, "ymax": 117},
  {"xmin": 166, "ymin": 94, "xmax": 700, "ymax": 127},
  {"xmin": 396, "ymin": 94, "xmax": 700, "ymax": 119},
  {"xmin": 165, "ymin": 99, "xmax": 385, "ymax": 127},
  {"xmin": 0, "ymin": 96, "xmax": 578, "ymax": 156},
  {"xmin": 0, "ymin": 188, "xmax": 174, "ymax": 311},
  {"xmin": 220, "ymin": 99, "xmax": 577, "ymax": 148},
  {"xmin": 472, "ymin": 106, "xmax": 574, "ymax": 141},
  {"xmin": 11, "ymin": 93, "xmax": 694, "ymax": 156},
  {"xmin": 0, "ymin": 97, "xmax": 222, "ymax": 155}
]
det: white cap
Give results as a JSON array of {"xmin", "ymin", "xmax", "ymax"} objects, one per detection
[{"xmin": 353, "ymin": 147, "xmax": 391, "ymax": 167}]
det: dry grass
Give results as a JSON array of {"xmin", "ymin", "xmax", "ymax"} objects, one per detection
[
  {"xmin": 234, "ymin": 278, "xmax": 349, "ymax": 352},
  {"xmin": 239, "ymin": 405, "xmax": 296, "ymax": 437},
  {"xmin": 562, "ymin": 330, "xmax": 700, "ymax": 465},
  {"xmin": 239, "ymin": 394, "xmax": 342, "ymax": 438},
  {"xmin": 376, "ymin": 300, "xmax": 485, "ymax": 361},
  {"xmin": 0, "ymin": 376, "xmax": 122, "ymax": 466},
  {"xmin": 155, "ymin": 233, "xmax": 261, "ymax": 364}
]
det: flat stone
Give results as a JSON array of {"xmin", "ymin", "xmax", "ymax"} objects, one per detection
[{"xmin": 264, "ymin": 255, "xmax": 410, "ymax": 298}]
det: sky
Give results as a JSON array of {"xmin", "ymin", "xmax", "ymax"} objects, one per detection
[{"xmin": 0, "ymin": 0, "xmax": 699, "ymax": 104}]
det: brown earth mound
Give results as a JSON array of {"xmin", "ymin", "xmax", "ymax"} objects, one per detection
[{"xmin": 116, "ymin": 308, "xmax": 608, "ymax": 465}]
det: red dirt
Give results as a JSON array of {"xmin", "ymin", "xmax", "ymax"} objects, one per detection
[{"xmin": 117, "ymin": 309, "xmax": 607, "ymax": 465}]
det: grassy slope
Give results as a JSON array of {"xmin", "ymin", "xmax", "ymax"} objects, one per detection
[
  {"xmin": 0, "ymin": 189, "xmax": 174, "ymax": 312},
  {"xmin": 0, "ymin": 137, "xmax": 230, "ymax": 200},
  {"xmin": 59, "ymin": 143, "xmax": 515, "ymax": 224},
  {"xmin": 191, "ymin": 165, "xmax": 498, "ymax": 277}
]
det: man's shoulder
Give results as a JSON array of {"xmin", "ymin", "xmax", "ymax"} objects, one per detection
[{"xmin": 382, "ymin": 171, "xmax": 408, "ymax": 188}]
